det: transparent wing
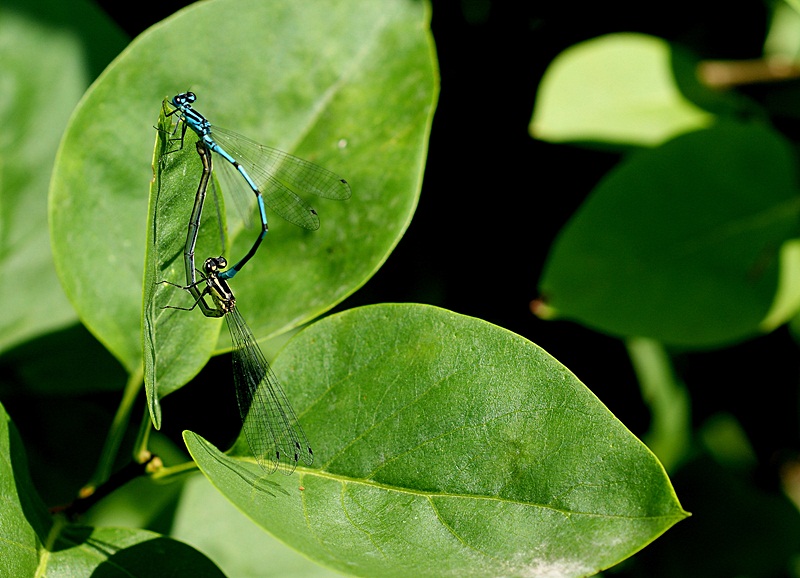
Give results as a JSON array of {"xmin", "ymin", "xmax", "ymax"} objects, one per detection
[
  {"xmin": 226, "ymin": 307, "xmax": 313, "ymax": 474},
  {"xmin": 212, "ymin": 125, "xmax": 351, "ymax": 230}
]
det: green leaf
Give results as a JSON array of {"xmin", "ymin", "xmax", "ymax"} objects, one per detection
[
  {"xmin": 530, "ymin": 33, "xmax": 715, "ymax": 147},
  {"xmin": 50, "ymin": 0, "xmax": 438, "ymax": 374},
  {"xmin": 0, "ymin": 400, "xmax": 224, "ymax": 576},
  {"xmin": 171, "ymin": 472, "xmax": 340, "ymax": 577},
  {"xmin": 760, "ymin": 238, "xmax": 800, "ymax": 332},
  {"xmin": 539, "ymin": 121, "xmax": 800, "ymax": 348},
  {"xmin": 142, "ymin": 110, "xmax": 226, "ymax": 427},
  {"xmin": 0, "ymin": 401, "xmax": 50, "ymax": 575},
  {"xmin": 45, "ymin": 527, "xmax": 228, "ymax": 577},
  {"xmin": 764, "ymin": 1, "xmax": 800, "ymax": 59},
  {"xmin": 0, "ymin": 0, "xmax": 126, "ymax": 354},
  {"xmin": 187, "ymin": 304, "xmax": 688, "ymax": 578}
]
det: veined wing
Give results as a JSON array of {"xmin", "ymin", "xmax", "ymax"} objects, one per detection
[
  {"xmin": 226, "ymin": 306, "xmax": 313, "ymax": 474},
  {"xmin": 212, "ymin": 125, "xmax": 351, "ymax": 230}
]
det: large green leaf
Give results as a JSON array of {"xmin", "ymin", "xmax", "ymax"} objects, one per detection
[
  {"xmin": 530, "ymin": 33, "xmax": 715, "ymax": 147},
  {"xmin": 50, "ymin": 0, "xmax": 438, "ymax": 373},
  {"xmin": 538, "ymin": 121, "xmax": 800, "ymax": 348},
  {"xmin": 0, "ymin": 401, "xmax": 224, "ymax": 576},
  {"xmin": 0, "ymin": 0, "xmax": 126, "ymax": 354},
  {"xmin": 185, "ymin": 304, "xmax": 687, "ymax": 578}
]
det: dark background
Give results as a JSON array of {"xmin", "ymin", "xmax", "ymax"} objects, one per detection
[{"xmin": 8, "ymin": 0, "xmax": 800, "ymax": 575}]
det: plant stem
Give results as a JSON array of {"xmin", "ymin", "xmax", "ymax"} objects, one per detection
[
  {"xmin": 626, "ymin": 337, "xmax": 691, "ymax": 471},
  {"xmin": 58, "ymin": 453, "xmax": 162, "ymax": 519},
  {"xmin": 82, "ymin": 365, "xmax": 144, "ymax": 495},
  {"xmin": 698, "ymin": 57, "xmax": 800, "ymax": 89}
]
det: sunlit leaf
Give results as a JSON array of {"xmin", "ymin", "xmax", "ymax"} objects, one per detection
[
  {"xmin": 50, "ymin": 0, "xmax": 438, "ymax": 376},
  {"xmin": 531, "ymin": 33, "xmax": 714, "ymax": 147},
  {"xmin": 187, "ymin": 304, "xmax": 688, "ymax": 578}
]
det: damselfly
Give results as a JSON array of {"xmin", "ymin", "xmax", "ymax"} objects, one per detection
[
  {"xmin": 163, "ymin": 142, "xmax": 313, "ymax": 474},
  {"xmin": 165, "ymin": 91, "xmax": 351, "ymax": 280}
]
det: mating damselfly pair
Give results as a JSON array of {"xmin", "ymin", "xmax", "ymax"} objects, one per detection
[{"xmin": 151, "ymin": 92, "xmax": 351, "ymax": 474}]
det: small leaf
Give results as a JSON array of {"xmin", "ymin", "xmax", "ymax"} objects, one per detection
[
  {"xmin": 530, "ymin": 33, "xmax": 714, "ymax": 147},
  {"xmin": 539, "ymin": 122, "xmax": 800, "ymax": 347},
  {"xmin": 142, "ymin": 109, "xmax": 226, "ymax": 427},
  {"xmin": 0, "ymin": 401, "xmax": 50, "ymax": 575},
  {"xmin": 190, "ymin": 304, "xmax": 688, "ymax": 578}
]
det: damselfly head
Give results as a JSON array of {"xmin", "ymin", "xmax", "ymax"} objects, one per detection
[
  {"xmin": 172, "ymin": 92, "xmax": 196, "ymax": 108},
  {"xmin": 203, "ymin": 256, "xmax": 227, "ymax": 275}
]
